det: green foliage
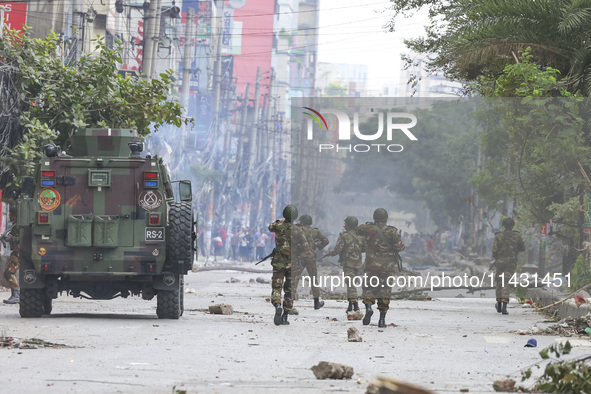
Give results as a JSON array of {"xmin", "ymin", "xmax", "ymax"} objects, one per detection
[
  {"xmin": 470, "ymin": 49, "xmax": 587, "ymax": 233},
  {"xmin": 520, "ymin": 341, "xmax": 591, "ymax": 393},
  {"xmin": 338, "ymin": 100, "xmax": 480, "ymax": 227},
  {"xmin": 0, "ymin": 30, "xmax": 191, "ymax": 198},
  {"xmin": 323, "ymin": 81, "xmax": 348, "ymax": 97},
  {"xmin": 571, "ymin": 253, "xmax": 591, "ymax": 290},
  {"xmin": 387, "ymin": 0, "xmax": 591, "ymax": 95}
]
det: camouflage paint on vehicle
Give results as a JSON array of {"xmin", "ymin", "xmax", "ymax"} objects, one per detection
[{"xmin": 17, "ymin": 128, "xmax": 196, "ymax": 319}]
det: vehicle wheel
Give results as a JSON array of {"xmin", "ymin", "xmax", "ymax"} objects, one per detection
[
  {"xmin": 43, "ymin": 295, "xmax": 53, "ymax": 315},
  {"xmin": 156, "ymin": 278, "xmax": 181, "ymax": 319},
  {"xmin": 19, "ymin": 288, "xmax": 44, "ymax": 318},
  {"xmin": 167, "ymin": 202, "xmax": 193, "ymax": 273}
]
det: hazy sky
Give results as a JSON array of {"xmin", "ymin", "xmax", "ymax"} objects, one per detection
[{"xmin": 318, "ymin": 0, "xmax": 428, "ymax": 93}]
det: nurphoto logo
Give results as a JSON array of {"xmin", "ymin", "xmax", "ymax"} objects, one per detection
[{"xmin": 303, "ymin": 107, "xmax": 418, "ymax": 153}]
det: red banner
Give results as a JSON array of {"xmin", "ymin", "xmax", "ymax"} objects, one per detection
[{"xmin": 1, "ymin": 2, "xmax": 27, "ymax": 31}]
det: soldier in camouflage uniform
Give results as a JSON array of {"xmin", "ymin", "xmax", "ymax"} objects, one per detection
[
  {"xmin": 3, "ymin": 207, "xmax": 20, "ymax": 304},
  {"xmin": 356, "ymin": 208, "xmax": 405, "ymax": 327},
  {"xmin": 326, "ymin": 216, "xmax": 365, "ymax": 313},
  {"xmin": 268, "ymin": 205, "xmax": 309, "ymax": 325},
  {"xmin": 292, "ymin": 214, "xmax": 329, "ymax": 309},
  {"xmin": 492, "ymin": 217, "xmax": 525, "ymax": 315}
]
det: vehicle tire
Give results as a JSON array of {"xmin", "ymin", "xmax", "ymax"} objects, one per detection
[
  {"xmin": 156, "ymin": 278, "xmax": 181, "ymax": 319},
  {"xmin": 167, "ymin": 202, "xmax": 193, "ymax": 273},
  {"xmin": 43, "ymin": 295, "xmax": 53, "ymax": 315},
  {"xmin": 19, "ymin": 288, "xmax": 44, "ymax": 318}
]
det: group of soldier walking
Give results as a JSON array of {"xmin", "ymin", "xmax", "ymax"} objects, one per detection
[
  {"xmin": 267, "ymin": 205, "xmax": 526, "ymax": 327},
  {"xmin": 1, "ymin": 202, "xmax": 525, "ymax": 321},
  {"xmin": 267, "ymin": 204, "xmax": 405, "ymax": 328}
]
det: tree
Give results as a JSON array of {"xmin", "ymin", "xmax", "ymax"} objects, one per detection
[
  {"xmin": 388, "ymin": 0, "xmax": 591, "ymax": 95},
  {"xmin": 323, "ymin": 81, "xmax": 348, "ymax": 97},
  {"xmin": 0, "ymin": 30, "xmax": 190, "ymax": 198}
]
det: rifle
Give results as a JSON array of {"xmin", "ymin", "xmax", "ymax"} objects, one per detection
[
  {"xmin": 255, "ymin": 250, "xmax": 274, "ymax": 265},
  {"xmin": 395, "ymin": 252, "xmax": 403, "ymax": 272},
  {"xmin": 489, "ymin": 260, "xmax": 497, "ymax": 271},
  {"xmin": 318, "ymin": 253, "xmax": 332, "ymax": 261},
  {"xmin": 0, "ymin": 223, "xmax": 15, "ymax": 249}
]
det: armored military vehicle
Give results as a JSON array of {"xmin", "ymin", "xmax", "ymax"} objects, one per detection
[{"xmin": 16, "ymin": 128, "xmax": 196, "ymax": 319}]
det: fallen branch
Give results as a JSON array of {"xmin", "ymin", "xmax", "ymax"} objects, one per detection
[{"xmin": 533, "ymin": 283, "xmax": 591, "ymax": 311}]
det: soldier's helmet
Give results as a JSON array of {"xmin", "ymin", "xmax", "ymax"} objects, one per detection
[
  {"xmin": 344, "ymin": 216, "xmax": 358, "ymax": 229},
  {"xmin": 373, "ymin": 208, "xmax": 388, "ymax": 222},
  {"xmin": 283, "ymin": 204, "xmax": 298, "ymax": 222},
  {"xmin": 502, "ymin": 217, "xmax": 515, "ymax": 228},
  {"xmin": 299, "ymin": 214, "xmax": 312, "ymax": 225}
]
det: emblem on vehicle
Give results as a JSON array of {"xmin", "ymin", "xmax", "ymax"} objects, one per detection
[
  {"xmin": 163, "ymin": 273, "xmax": 175, "ymax": 286},
  {"xmin": 152, "ymin": 249, "xmax": 159, "ymax": 256},
  {"xmin": 38, "ymin": 247, "xmax": 47, "ymax": 256},
  {"xmin": 24, "ymin": 270, "xmax": 37, "ymax": 284},
  {"xmin": 39, "ymin": 187, "xmax": 61, "ymax": 211},
  {"xmin": 139, "ymin": 190, "xmax": 163, "ymax": 211}
]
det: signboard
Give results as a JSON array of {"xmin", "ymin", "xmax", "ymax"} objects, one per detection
[
  {"xmin": 1, "ymin": 2, "xmax": 27, "ymax": 31},
  {"xmin": 196, "ymin": 0, "xmax": 211, "ymax": 44}
]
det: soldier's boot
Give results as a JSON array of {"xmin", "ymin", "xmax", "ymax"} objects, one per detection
[
  {"xmin": 495, "ymin": 301, "xmax": 502, "ymax": 313},
  {"xmin": 501, "ymin": 302, "xmax": 508, "ymax": 315},
  {"xmin": 281, "ymin": 311, "xmax": 290, "ymax": 325},
  {"xmin": 346, "ymin": 302, "xmax": 353, "ymax": 313},
  {"xmin": 3, "ymin": 289, "xmax": 19, "ymax": 304},
  {"xmin": 353, "ymin": 302, "xmax": 360, "ymax": 311},
  {"xmin": 362, "ymin": 304, "xmax": 373, "ymax": 326},
  {"xmin": 314, "ymin": 298, "xmax": 325, "ymax": 310},
  {"xmin": 378, "ymin": 312, "xmax": 387, "ymax": 328},
  {"xmin": 273, "ymin": 303, "xmax": 283, "ymax": 326}
]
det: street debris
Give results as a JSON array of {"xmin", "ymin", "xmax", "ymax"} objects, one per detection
[
  {"xmin": 208, "ymin": 304, "xmax": 233, "ymax": 315},
  {"xmin": 348, "ymin": 310, "xmax": 364, "ymax": 320},
  {"xmin": 492, "ymin": 378, "xmax": 515, "ymax": 392},
  {"xmin": 256, "ymin": 277, "xmax": 270, "ymax": 284},
  {"xmin": 184, "ymin": 288, "xmax": 196, "ymax": 294},
  {"xmin": 229, "ymin": 277, "xmax": 241, "ymax": 283},
  {"xmin": 365, "ymin": 376, "xmax": 435, "ymax": 394},
  {"xmin": 311, "ymin": 361, "xmax": 354, "ymax": 380},
  {"xmin": 347, "ymin": 327, "xmax": 363, "ymax": 342},
  {"xmin": 0, "ymin": 336, "xmax": 74, "ymax": 349},
  {"xmin": 519, "ymin": 315, "xmax": 591, "ymax": 337}
]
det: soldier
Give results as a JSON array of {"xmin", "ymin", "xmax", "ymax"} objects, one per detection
[
  {"xmin": 492, "ymin": 217, "xmax": 525, "ymax": 315},
  {"xmin": 3, "ymin": 207, "xmax": 20, "ymax": 304},
  {"xmin": 292, "ymin": 214, "xmax": 329, "ymax": 309},
  {"xmin": 268, "ymin": 204, "xmax": 309, "ymax": 325},
  {"xmin": 326, "ymin": 216, "xmax": 365, "ymax": 313},
  {"xmin": 356, "ymin": 208, "xmax": 405, "ymax": 328}
]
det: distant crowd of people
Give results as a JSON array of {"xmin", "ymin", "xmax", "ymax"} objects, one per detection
[
  {"xmin": 198, "ymin": 225, "xmax": 274, "ymax": 262},
  {"xmin": 402, "ymin": 228, "xmax": 492, "ymax": 257}
]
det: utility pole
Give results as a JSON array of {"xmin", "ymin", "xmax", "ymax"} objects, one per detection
[
  {"xmin": 0, "ymin": 5, "xmax": 5, "ymax": 39},
  {"xmin": 142, "ymin": 0, "xmax": 158, "ymax": 77},
  {"xmin": 72, "ymin": 0, "xmax": 85, "ymax": 62},
  {"xmin": 181, "ymin": 8, "xmax": 195, "ymax": 114},
  {"xmin": 149, "ymin": 0, "xmax": 163, "ymax": 76},
  {"xmin": 239, "ymin": 83, "xmax": 250, "ymax": 164},
  {"xmin": 247, "ymin": 67, "xmax": 261, "ymax": 228}
]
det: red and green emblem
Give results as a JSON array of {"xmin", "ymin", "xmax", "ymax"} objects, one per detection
[{"xmin": 39, "ymin": 187, "xmax": 61, "ymax": 211}]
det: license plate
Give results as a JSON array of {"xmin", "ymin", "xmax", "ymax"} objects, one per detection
[{"xmin": 146, "ymin": 227, "xmax": 164, "ymax": 241}]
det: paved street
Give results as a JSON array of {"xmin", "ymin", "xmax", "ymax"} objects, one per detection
[{"xmin": 1, "ymin": 265, "xmax": 590, "ymax": 393}]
